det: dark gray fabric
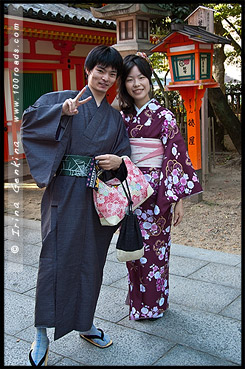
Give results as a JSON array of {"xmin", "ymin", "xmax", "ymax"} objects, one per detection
[{"xmin": 21, "ymin": 87, "xmax": 131, "ymax": 340}]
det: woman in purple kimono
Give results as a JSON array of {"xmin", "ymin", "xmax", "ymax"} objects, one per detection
[{"xmin": 118, "ymin": 54, "xmax": 203, "ymax": 321}]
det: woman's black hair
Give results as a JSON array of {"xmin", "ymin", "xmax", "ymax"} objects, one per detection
[
  {"xmin": 118, "ymin": 54, "xmax": 153, "ymax": 115},
  {"xmin": 84, "ymin": 45, "xmax": 123, "ymax": 78}
]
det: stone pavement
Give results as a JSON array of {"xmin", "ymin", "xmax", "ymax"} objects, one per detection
[{"xmin": 4, "ymin": 215, "xmax": 241, "ymax": 366}]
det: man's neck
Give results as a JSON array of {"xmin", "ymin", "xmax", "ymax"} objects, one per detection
[{"xmin": 88, "ymin": 85, "xmax": 106, "ymax": 107}]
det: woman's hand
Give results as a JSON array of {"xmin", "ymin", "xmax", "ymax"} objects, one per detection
[
  {"xmin": 95, "ymin": 154, "xmax": 122, "ymax": 171},
  {"xmin": 62, "ymin": 87, "xmax": 92, "ymax": 116},
  {"xmin": 173, "ymin": 199, "xmax": 184, "ymax": 226}
]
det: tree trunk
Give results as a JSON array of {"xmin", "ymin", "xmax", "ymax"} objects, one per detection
[
  {"xmin": 211, "ymin": 19, "xmax": 231, "ymax": 149},
  {"xmin": 152, "ymin": 69, "xmax": 169, "ymax": 108},
  {"xmin": 208, "ymin": 101, "xmax": 225, "ymax": 151},
  {"xmin": 208, "ymin": 87, "xmax": 241, "ymax": 154},
  {"xmin": 213, "ymin": 20, "xmax": 227, "ymax": 94},
  {"xmin": 213, "ymin": 45, "xmax": 226, "ymax": 94}
]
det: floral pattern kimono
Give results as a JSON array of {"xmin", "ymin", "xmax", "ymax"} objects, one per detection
[{"xmin": 121, "ymin": 98, "xmax": 203, "ymax": 320}]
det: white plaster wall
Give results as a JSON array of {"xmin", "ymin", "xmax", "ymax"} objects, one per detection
[
  {"xmin": 35, "ymin": 40, "xmax": 60, "ymax": 55},
  {"xmin": 4, "ymin": 37, "xmax": 30, "ymax": 53},
  {"xmin": 56, "ymin": 69, "xmax": 63, "ymax": 91},
  {"xmin": 70, "ymin": 44, "xmax": 95, "ymax": 57},
  {"xmin": 70, "ymin": 67, "xmax": 76, "ymax": 90}
]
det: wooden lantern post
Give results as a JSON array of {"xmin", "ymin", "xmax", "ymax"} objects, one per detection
[{"xmin": 150, "ymin": 23, "xmax": 230, "ymax": 182}]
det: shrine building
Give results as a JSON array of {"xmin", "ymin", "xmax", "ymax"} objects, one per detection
[{"xmin": 4, "ymin": 3, "xmax": 117, "ymax": 162}]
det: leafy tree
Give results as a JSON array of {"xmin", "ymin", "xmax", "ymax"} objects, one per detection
[
  {"xmin": 204, "ymin": 3, "xmax": 241, "ymax": 93},
  {"xmin": 150, "ymin": 3, "xmax": 202, "ymax": 35},
  {"xmin": 149, "ymin": 3, "xmax": 241, "ymax": 154}
]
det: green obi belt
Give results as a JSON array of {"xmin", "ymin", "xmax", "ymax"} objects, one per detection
[{"xmin": 58, "ymin": 155, "xmax": 92, "ymax": 177}]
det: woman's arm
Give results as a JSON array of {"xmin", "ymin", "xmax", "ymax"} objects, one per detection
[{"xmin": 173, "ymin": 199, "xmax": 184, "ymax": 226}]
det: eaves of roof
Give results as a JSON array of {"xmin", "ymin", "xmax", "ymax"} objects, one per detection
[
  {"xmin": 150, "ymin": 23, "xmax": 231, "ymax": 53},
  {"xmin": 4, "ymin": 3, "xmax": 116, "ymax": 30},
  {"xmin": 91, "ymin": 3, "xmax": 169, "ymax": 19},
  {"xmin": 171, "ymin": 24, "xmax": 231, "ymax": 45}
]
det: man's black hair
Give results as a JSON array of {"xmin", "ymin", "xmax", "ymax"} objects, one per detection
[{"xmin": 84, "ymin": 45, "xmax": 123, "ymax": 78}]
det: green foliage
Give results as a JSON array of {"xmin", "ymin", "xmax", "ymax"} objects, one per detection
[
  {"xmin": 149, "ymin": 53, "xmax": 169, "ymax": 73},
  {"xmin": 154, "ymin": 88, "xmax": 184, "ymax": 113},
  {"xmin": 209, "ymin": 2, "xmax": 242, "ymax": 36},
  {"xmin": 150, "ymin": 3, "xmax": 202, "ymax": 35},
  {"xmin": 225, "ymin": 81, "xmax": 242, "ymax": 94},
  {"xmin": 202, "ymin": 3, "xmax": 241, "ymax": 65}
]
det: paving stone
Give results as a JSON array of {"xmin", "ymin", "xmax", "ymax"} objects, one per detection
[
  {"xmin": 49, "ymin": 318, "xmax": 175, "ymax": 366},
  {"xmin": 106, "ymin": 249, "xmax": 118, "ymax": 262},
  {"xmin": 110, "ymin": 275, "xmax": 128, "ymax": 290},
  {"xmin": 171, "ymin": 243, "xmax": 241, "ymax": 266},
  {"xmin": 23, "ymin": 287, "xmax": 36, "ymax": 299},
  {"xmin": 5, "ymin": 225, "xmax": 42, "ymax": 245},
  {"xmin": 5, "ymin": 239, "xmax": 40, "ymax": 266},
  {"xmin": 4, "ymin": 260, "xmax": 38, "ymax": 294},
  {"xmin": 5, "ymin": 215, "xmax": 41, "ymax": 230},
  {"xmin": 169, "ymin": 255, "xmax": 209, "ymax": 277},
  {"xmin": 102, "ymin": 259, "xmax": 128, "ymax": 286},
  {"xmin": 4, "ymin": 290, "xmax": 35, "ymax": 335},
  {"xmin": 4, "ymin": 215, "xmax": 241, "ymax": 366},
  {"xmin": 154, "ymin": 344, "xmax": 238, "ymax": 366},
  {"xmin": 169, "ymin": 274, "xmax": 240, "ymax": 314},
  {"xmin": 55, "ymin": 357, "xmax": 86, "ymax": 366},
  {"xmin": 4, "ymin": 334, "xmax": 63, "ymax": 366},
  {"xmin": 95, "ymin": 284, "xmax": 129, "ymax": 322},
  {"xmin": 220, "ymin": 295, "xmax": 241, "ymax": 321},
  {"xmin": 4, "ymin": 334, "xmax": 34, "ymax": 366},
  {"xmin": 103, "ymin": 260, "xmax": 127, "ymax": 285},
  {"xmin": 189, "ymin": 262, "xmax": 241, "ymax": 289},
  {"xmin": 119, "ymin": 303, "xmax": 241, "ymax": 365}
]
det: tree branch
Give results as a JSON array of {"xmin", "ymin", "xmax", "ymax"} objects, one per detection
[
  {"xmin": 152, "ymin": 69, "xmax": 170, "ymax": 108},
  {"xmin": 223, "ymin": 17, "xmax": 241, "ymax": 38}
]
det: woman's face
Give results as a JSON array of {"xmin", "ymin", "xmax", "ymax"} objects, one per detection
[{"xmin": 125, "ymin": 65, "xmax": 151, "ymax": 108}]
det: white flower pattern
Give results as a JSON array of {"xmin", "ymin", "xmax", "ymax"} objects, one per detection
[{"xmin": 122, "ymin": 98, "xmax": 202, "ymax": 321}]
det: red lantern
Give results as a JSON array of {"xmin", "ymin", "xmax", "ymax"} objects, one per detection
[{"xmin": 151, "ymin": 24, "xmax": 230, "ymax": 170}]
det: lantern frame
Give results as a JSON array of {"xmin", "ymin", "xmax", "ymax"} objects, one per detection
[
  {"xmin": 166, "ymin": 42, "xmax": 217, "ymax": 90},
  {"xmin": 150, "ymin": 24, "xmax": 230, "ymax": 170}
]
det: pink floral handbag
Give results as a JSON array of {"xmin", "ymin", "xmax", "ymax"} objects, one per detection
[{"xmin": 93, "ymin": 156, "xmax": 154, "ymax": 226}]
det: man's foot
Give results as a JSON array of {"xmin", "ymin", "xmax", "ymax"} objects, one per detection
[
  {"xmin": 80, "ymin": 325, "xmax": 112, "ymax": 348},
  {"xmin": 28, "ymin": 328, "xmax": 49, "ymax": 366},
  {"xmin": 29, "ymin": 341, "xmax": 49, "ymax": 366}
]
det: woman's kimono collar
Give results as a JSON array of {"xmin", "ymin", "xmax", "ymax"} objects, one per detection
[{"xmin": 134, "ymin": 98, "xmax": 155, "ymax": 116}]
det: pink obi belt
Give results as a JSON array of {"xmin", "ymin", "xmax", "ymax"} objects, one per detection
[{"xmin": 129, "ymin": 138, "xmax": 164, "ymax": 168}]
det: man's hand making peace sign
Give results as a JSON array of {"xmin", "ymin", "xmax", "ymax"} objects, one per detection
[{"xmin": 62, "ymin": 87, "xmax": 92, "ymax": 116}]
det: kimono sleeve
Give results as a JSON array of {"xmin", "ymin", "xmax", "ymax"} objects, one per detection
[
  {"xmin": 21, "ymin": 91, "xmax": 73, "ymax": 188},
  {"xmin": 155, "ymin": 111, "xmax": 203, "ymax": 214},
  {"xmin": 101, "ymin": 108, "xmax": 131, "ymax": 183},
  {"xmin": 110, "ymin": 108, "xmax": 131, "ymax": 158}
]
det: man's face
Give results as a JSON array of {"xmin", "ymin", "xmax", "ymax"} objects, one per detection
[{"xmin": 86, "ymin": 65, "xmax": 117, "ymax": 95}]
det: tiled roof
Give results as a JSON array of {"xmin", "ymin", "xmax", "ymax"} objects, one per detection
[
  {"xmin": 4, "ymin": 3, "xmax": 116, "ymax": 30},
  {"xmin": 170, "ymin": 24, "xmax": 231, "ymax": 44},
  {"xmin": 151, "ymin": 23, "xmax": 231, "ymax": 53},
  {"xmin": 91, "ymin": 3, "xmax": 169, "ymax": 19}
]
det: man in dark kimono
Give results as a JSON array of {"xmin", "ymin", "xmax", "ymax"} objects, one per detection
[{"xmin": 21, "ymin": 45, "xmax": 131, "ymax": 366}]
